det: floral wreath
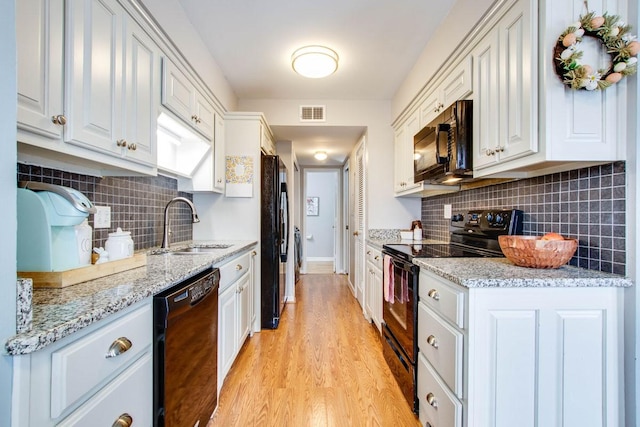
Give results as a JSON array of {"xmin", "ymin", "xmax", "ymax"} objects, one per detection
[{"xmin": 554, "ymin": 4, "xmax": 639, "ymax": 90}]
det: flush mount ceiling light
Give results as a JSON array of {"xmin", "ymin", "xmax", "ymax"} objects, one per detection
[
  {"xmin": 314, "ymin": 151, "xmax": 328, "ymax": 161},
  {"xmin": 292, "ymin": 45, "xmax": 339, "ymax": 78}
]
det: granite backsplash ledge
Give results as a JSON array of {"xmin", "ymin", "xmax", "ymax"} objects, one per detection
[
  {"xmin": 17, "ymin": 163, "xmax": 194, "ymax": 251},
  {"xmin": 421, "ymin": 162, "xmax": 626, "ymax": 275}
]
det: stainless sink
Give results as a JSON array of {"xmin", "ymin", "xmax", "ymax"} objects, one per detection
[{"xmin": 150, "ymin": 244, "xmax": 233, "ymax": 256}]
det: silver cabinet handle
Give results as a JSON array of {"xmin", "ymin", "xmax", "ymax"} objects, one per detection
[
  {"xmin": 251, "ymin": 250, "xmax": 257, "ymax": 256},
  {"xmin": 51, "ymin": 114, "xmax": 67, "ymax": 125},
  {"xmin": 106, "ymin": 337, "xmax": 132, "ymax": 358},
  {"xmin": 116, "ymin": 139, "xmax": 127, "ymax": 147},
  {"xmin": 374, "ymin": 255, "xmax": 380, "ymax": 260},
  {"xmin": 367, "ymin": 250, "xmax": 371, "ymax": 255},
  {"xmin": 236, "ymin": 264, "xmax": 243, "ymax": 271},
  {"xmin": 112, "ymin": 413, "xmax": 133, "ymax": 427},
  {"xmin": 496, "ymin": 145, "xmax": 504, "ymax": 152},
  {"xmin": 427, "ymin": 289, "xmax": 440, "ymax": 301},
  {"xmin": 485, "ymin": 148, "xmax": 495, "ymax": 156},
  {"xmin": 426, "ymin": 335, "xmax": 438, "ymax": 348},
  {"xmin": 426, "ymin": 392, "xmax": 438, "ymax": 408},
  {"xmin": 127, "ymin": 142, "xmax": 137, "ymax": 151},
  {"xmin": 216, "ymin": 178, "xmax": 223, "ymax": 184}
]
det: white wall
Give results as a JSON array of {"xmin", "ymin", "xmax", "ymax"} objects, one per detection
[
  {"xmin": 140, "ymin": 0, "xmax": 238, "ymax": 111},
  {"xmin": 1, "ymin": 2, "xmax": 17, "ymax": 424},
  {"xmin": 238, "ymin": 99, "xmax": 421, "ymax": 229},
  {"xmin": 305, "ymin": 170, "xmax": 338, "ymax": 259}
]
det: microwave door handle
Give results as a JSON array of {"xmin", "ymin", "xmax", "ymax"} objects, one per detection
[{"xmin": 436, "ymin": 123, "xmax": 451, "ymax": 165}]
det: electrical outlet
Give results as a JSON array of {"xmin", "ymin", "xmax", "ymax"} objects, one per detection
[
  {"xmin": 94, "ymin": 206, "xmax": 111, "ymax": 229},
  {"xmin": 444, "ymin": 204, "xmax": 452, "ymax": 219}
]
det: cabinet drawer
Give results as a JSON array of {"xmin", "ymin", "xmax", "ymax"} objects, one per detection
[
  {"xmin": 366, "ymin": 246, "xmax": 382, "ymax": 269},
  {"xmin": 50, "ymin": 303, "xmax": 152, "ymax": 418},
  {"xmin": 57, "ymin": 352, "xmax": 152, "ymax": 426},
  {"xmin": 219, "ymin": 252, "xmax": 251, "ymax": 290},
  {"xmin": 417, "ymin": 353, "xmax": 462, "ymax": 427},
  {"xmin": 418, "ymin": 302, "xmax": 463, "ymax": 397},
  {"xmin": 419, "ymin": 270, "xmax": 465, "ymax": 328}
]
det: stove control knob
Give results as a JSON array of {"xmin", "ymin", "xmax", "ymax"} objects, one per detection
[
  {"xmin": 452, "ymin": 214, "xmax": 464, "ymax": 222},
  {"xmin": 495, "ymin": 214, "xmax": 504, "ymax": 224},
  {"xmin": 486, "ymin": 213, "xmax": 494, "ymax": 223}
]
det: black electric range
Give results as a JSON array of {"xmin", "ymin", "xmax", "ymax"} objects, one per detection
[{"xmin": 383, "ymin": 209, "xmax": 524, "ymax": 262}]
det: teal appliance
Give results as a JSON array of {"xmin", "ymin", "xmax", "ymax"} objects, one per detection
[{"xmin": 17, "ymin": 182, "xmax": 96, "ymax": 272}]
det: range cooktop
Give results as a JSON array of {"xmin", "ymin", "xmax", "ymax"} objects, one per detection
[{"xmin": 383, "ymin": 209, "xmax": 523, "ymax": 261}]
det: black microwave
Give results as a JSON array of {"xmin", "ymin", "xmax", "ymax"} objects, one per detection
[{"xmin": 414, "ymin": 100, "xmax": 473, "ymax": 184}]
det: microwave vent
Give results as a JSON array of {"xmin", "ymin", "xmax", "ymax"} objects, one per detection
[{"xmin": 299, "ymin": 105, "xmax": 325, "ymax": 122}]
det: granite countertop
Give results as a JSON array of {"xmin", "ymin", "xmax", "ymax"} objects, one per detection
[
  {"xmin": 7, "ymin": 240, "xmax": 257, "ymax": 356},
  {"xmin": 414, "ymin": 257, "xmax": 633, "ymax": 288}
]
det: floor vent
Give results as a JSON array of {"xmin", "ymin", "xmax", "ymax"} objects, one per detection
[{"xmin": 300, "ymin": 105, "xmax": 326, "ymax": 122}]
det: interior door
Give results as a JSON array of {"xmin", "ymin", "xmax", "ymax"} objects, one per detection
[{"xmin": 353, "ymin": 139, "xmax": 366, "ymax": 309}]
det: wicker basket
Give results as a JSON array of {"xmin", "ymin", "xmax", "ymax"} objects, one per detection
[{"xmin": 498, "ymin": 235, "xmax": 578, "ymax": 269}]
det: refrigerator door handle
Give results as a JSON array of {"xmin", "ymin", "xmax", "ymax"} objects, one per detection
[{"xmin": 280, "ymin": 182, "xmax": 290, "ymax": 262}]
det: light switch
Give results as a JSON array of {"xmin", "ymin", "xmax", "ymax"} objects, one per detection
[
  {"xmin": 94, "ymin": 206, "xmax": 111, "ymax": 229},
  {"xmin": 444, "ymin": 204, "xmax": 452, "ymax": 219}
]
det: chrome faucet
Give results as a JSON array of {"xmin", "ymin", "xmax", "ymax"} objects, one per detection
[{"xmin": 161, "ymin": 197, "xmax": 200, "ymax": 249}]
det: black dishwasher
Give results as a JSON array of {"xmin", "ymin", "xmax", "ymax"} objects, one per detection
[{"xmin": 153, "ymin": 267, "xmax": 220, "ymax": 427}]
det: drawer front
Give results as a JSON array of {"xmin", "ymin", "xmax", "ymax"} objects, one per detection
[
  {"xmin": 219, "ymin": 251, "xmax": 251, "ymax": 290},
  {"xmin": 50, "ymin": 303, "xmax": 152, "ymax": 418},
  {"xmin": 366, "ymin": 246, "xmax": 382, "ymax": 268},
  {"xmin": 418, "ymin": 302, "xmax": 463, "ymax": 397},
  {"xmin": 417, "ymin": 353, "xmax": 462, "ymax": 427},
  {"xmin": 57, "ymin": 352, "xmax": 152, "ymax": 427},
  {"xmin": 419, "ymin": 271, "xmax": 465, "ymax": 328}
]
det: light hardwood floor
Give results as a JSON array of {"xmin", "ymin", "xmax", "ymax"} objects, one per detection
[
  {"xmin": 208, "ymin": 273, "xmax": 421, "ymax": 427},
  {"xmin": 305, "ymin": 261, "xmax": 335, "ymax": 274}
]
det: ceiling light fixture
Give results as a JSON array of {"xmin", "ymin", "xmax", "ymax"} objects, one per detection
[
  {"xmin": 314, "ymin": 151, "xmax": 328, "ymax": 161},
  {"xmin": 292, "ymin": 45, "xmax": 339, "ymax": 78}
]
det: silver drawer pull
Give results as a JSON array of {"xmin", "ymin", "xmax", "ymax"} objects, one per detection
[
  {"xmin": 426, "ymin": 335, "xmax": 439, "ymax": 348},
  {"xmin": 426, "ymin": 392, "xmax": 438, "ymax": 408},
  {"xmin": 106, "ymin": 337, "xmax": 132, "ymax": 358},
  {"xmin": 374, "ymin": 255, "xmax": 380, "ymax": 260},
  {"xmin": 112, "ymin": 413, "xmax": 133, "ymax": 427},
  {"xmin": 236, "ymin": 264, "xmax": 243, "ymax": 271},
  {"xmin": 427, "ymin": 289, "xmax": 440, "ymax": 300}
]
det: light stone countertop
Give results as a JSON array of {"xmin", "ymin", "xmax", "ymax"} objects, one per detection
[
  {"xmin": 6, "ymin": 240, "xmax": 257, "ymax": 355},
  {"xmin": 414, "ymin": 257, "xmax": 633, "ymax": 288}
]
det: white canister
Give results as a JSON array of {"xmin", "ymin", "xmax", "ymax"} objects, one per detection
[
  {"xmin": 105, "ymin": 228, "xmax": 134, "ymax": 261},
  {"xmin": 413, "ymin": 227, "xmax": 423, "ymax": 241},
  {"xmin": 74, "ymin": 219, "xmax": 92, "ymax": 266}
]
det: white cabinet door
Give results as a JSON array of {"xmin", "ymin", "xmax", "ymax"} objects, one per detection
[
  {"xmin": 373, "ymin": 265, "xmax": 383, "ymax": 331},
  {"xmin": 394, "ymin": 111, "xmax": 420, "ymax": 194},
  {"xmin": 213, "ymin": 113, "xmax": 226, "ymax": 192},
  {"xmin": 440, "ymin": 56, "xmax": 473, "ymax": 109},
  {"xmin": 17, "ymin": 0, "xmax": 65, "ymax": 141},
  {"xmin": 393, "ymin": 126, "xmax": 406, "ymax": 193},
  {"xmin": 218, "ymin": 283, "xmax": 237, "ymax": 391},
  {"xmin": 65, "ymin": 0, "xmax": 123, "ymax": 155},
  {"xmin": 122, "ymin": 16, "xmax": 159, "ymax": 166},
  {"xmin": 473, "ymin": 0, "xmax": 535, "ymax": 173},
  {"xmin": 496, "ymin": 0, "xmax": 535, "ymax": 162},
  {"xmin": 472, "ymin": 28, "xmax": 500, "ymax": 170},
  {"xmin": 162, "ymin": 58, "xmax": 215, "ymax": 140},
  {"xmin": 237, "ymin": 272, "xmax": 251, "ymax": 346}
]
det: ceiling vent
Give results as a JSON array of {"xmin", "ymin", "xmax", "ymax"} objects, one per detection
[{"xmin": 299, "ymin": 105, "xmax": 326, "ymax": 122}]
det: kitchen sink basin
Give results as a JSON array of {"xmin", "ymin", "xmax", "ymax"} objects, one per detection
[{"xmin": 150, "ymin": 244, "xmax": 233, "ymax": 256}]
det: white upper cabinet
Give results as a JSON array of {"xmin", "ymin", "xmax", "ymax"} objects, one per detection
[
  {"xmin": 394, "ymin": 111, "xmax": 420, "ymax": 194},
  {"xmin": 420, "ymin": 57, "xmax": 473, "ymax": 128},
  {"xmin": 17, "ymin": 0, "xmax": 159, "ymax": 174},
  {"xmin": 17, "ymin": 0, "xmax": 65, "ymax": 142},
  {"xmin": 472, "ymin": 0, "xmax": 535, "ymax": 171},
  {"xmin": 65, "ymin": 0, "xmax": 123, "ymax": 156},
  {"xmin": 162, "ymin": 58, "xmax": 215, "ymax": 140},
  {"xmin": 472, "ymin": 0, "xmax": 627, "ymax": 179}
]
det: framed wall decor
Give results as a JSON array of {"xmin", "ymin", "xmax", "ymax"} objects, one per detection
[{"xmin": 306, "ymin": 197, "xmax": 319, "ymax": 216}]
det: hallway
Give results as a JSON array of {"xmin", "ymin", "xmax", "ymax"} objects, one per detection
[{"xmin": 208, "ymin": 273, "xmax": 421, "ymax": 426}]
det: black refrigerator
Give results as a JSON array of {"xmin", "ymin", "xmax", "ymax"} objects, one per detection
[{"xmin": 261, "ymin": 154, "xmax": 289, "ymax": 329}]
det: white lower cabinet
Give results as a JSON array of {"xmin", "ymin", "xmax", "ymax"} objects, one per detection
[
  {"xmin": 365, "ymin": 244, "xmax": 383, "ymax": 331},
  {"xmin": 11, "ymin": 301, "xmax": 152, "ymax": 427},
  {"xmin": 217, "ymin": 248, "xmax": 255, "ymax": 392},
  {"xmin": 417, "ymin": 269, "xmax": 624, "ymax": 426}
]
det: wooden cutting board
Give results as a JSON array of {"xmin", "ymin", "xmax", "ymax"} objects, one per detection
[{"xmin": 19, "ymin": 253, "xmax": 147, "ymax": 288}]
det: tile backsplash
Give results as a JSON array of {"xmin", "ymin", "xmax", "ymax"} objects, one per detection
[
  {"xmin": 421, "ymin": 162, "xmax": 626, "ymax": 275},
  {"xmin": 17, "ymin": 163, "xmax": 194, "ymax": 251}
]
